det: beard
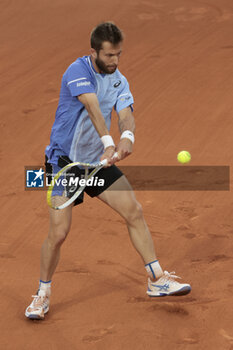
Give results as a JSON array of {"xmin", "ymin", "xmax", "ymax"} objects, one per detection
[{"xmin": 95, "ymin": 56, "xmax": 117, "ymax": 74}]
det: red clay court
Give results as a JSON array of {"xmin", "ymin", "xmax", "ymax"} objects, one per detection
[{"xmin": 1, "ymin": 0, "xmax": 233, "ymax": 349}]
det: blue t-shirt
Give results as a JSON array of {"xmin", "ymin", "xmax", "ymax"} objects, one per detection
[{"xmin": 45, "ymin": 55, "xmax": 134, "ymax": 164}]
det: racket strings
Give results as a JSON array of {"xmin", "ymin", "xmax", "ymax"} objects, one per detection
[
  {"xmin": 47, "ymin": 160, "xmax": 104, "ymax": 210},
  {"xmin": 49, "ymin": 165, "xmax": 88, "ymax": 208}
]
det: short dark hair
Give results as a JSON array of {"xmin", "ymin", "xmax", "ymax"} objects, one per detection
[{"xmin": 90, "ymin": 22, "xmax": 124, "ymax": 52}]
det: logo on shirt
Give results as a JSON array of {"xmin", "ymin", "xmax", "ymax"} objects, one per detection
[
  {"xmin": 76, "ymin": 81, "xmax": 91, "ymax": 87},
  {"xmin": 114, "ymin": 80, "xmax": 121, "ymax": 88},
  {"xmin": 120, "ymin": 95, "xmax": 131, "ymax": 102},
  {"xmin": 26, "ymin": 168, "xmax": 45, "ymax": 188}
]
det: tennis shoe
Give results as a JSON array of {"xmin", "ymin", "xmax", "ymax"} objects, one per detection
[
  {"xmin": 147, "ymin": 271, "xmax": 191, "ymax": 297},
  {"xmin": 25, "ymin": 289, "xmax": 50, "ymax": 319}
]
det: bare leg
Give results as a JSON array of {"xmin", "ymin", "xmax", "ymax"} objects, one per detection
[
  {"xmin": 98, "ymin": 176, "xmax": 159, "ymax": 267},
  {"xmin": 40, "ymin": 204, "xmax": 73, "ymax": 281},
  {"xmin": 25, "ymin": 203, "xmax": 73, "ymax": 319}
]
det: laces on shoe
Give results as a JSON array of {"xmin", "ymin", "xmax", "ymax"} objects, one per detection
[
  {"xmin": 31, "ymin": 295, "xmax": 43, "ymax": 308},
  {"xmin": 162, "ymin": 271, "xmax": 181, "ymax": 284},
  {"xmin": 149, "ymin": 271, "xmax": 183, "ymax": 286},
  {"xmin": 31, "ymin": 294, "xmax": 48, "ymax": 309}
]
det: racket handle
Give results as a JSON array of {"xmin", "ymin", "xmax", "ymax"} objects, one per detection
[
  {"xmin": 100, "ymin": 152, "xmax": 119, "ymax": 166},
  {"xmin": 101, "ymin": 159, "xmax": 108, "ymax": 166}
]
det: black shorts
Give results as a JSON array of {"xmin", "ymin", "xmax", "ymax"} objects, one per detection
[{"xmin": 45, "ymin": 155, "xmax": 123, "ymax": 206}]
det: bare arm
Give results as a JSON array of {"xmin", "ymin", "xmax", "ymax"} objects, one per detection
[
  {"xmin": 118, "ymin": 106, "xmax": 135, "ymax": 134},
  {"xmin": 116, "ymin": 106, "xmax": 135, "ymax": 160}
]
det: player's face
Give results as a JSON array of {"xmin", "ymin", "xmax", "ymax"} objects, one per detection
[{"xmin": 93, "ymin": 41, "xmax": 122, "ymax": 74}]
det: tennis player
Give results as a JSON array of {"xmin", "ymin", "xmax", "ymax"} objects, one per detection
[{"xmin": 25, "ymin": 22, "xmax": 191, "ymax": 319}]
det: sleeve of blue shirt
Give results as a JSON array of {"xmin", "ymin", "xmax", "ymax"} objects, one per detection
[
  {"xmin": 65, "ymin": 61, "xmax": 95, "ymax": 97},
  {"xmin": 115, "ymin": 76, "xmax": 134, "ymax": 113}
]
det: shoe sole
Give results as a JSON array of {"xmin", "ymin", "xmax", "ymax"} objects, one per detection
[
  {"xmin": 147, "ymin": 286, "xmax": 191, "ymax": 297},
  {"xmin": 25, "ymin": 307, "xmax": 49, "ymax": 320},
  {"xmin": 27, "ymin": 314, "xmax": 44, "ymax": 320}
]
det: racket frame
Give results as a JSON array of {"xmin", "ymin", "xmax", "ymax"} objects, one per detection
[{"xmin": 47, "ymin": 159, "xmax": 108, "ymax": 210}]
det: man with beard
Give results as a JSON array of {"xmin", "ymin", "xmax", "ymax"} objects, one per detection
[{"xmin": 25, "ymin": 22, "xmax": 191, "ymax": 320}]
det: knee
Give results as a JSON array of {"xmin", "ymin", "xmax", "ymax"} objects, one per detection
[
  {"xmin": 48, "ymin": 223, "xmax": 70, "ymax": 248},
  {"xmin": 124, "ymin": 200, "xmax": 143, "ymax": 225}
]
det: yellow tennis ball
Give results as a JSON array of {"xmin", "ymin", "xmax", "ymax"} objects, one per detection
[{"xmin": 177, "ymin": 151, "xmax": 191, "ymax": 164}]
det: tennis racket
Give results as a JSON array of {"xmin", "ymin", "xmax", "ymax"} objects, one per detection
[{"xmin": 47, "ymin": 153, "xmax": 117, "ymax": 210}]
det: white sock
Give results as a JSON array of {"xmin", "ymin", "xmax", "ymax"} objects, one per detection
[
  {"xmin": 145, "ymin": 260, "xmax": 163, "ymax": 280},
  {"xmin": 39, "ymin": 280, "xmax": 52, "ymax": 294}
]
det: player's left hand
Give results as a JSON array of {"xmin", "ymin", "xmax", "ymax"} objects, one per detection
[{"xmin": 115, "ymin": 138, "xmax": 133, "ymax": 161}]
